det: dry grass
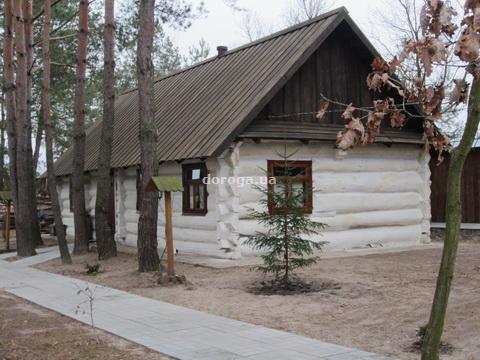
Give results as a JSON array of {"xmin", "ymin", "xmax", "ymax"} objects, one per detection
[{"xmin": 0, "ymin": 291, "xmax": 171, "ymax": 360}]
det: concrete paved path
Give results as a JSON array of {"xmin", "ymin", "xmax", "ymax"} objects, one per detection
[{"xmin": 0, "ymin": 248, "xmax": 393, "ymax": 360}]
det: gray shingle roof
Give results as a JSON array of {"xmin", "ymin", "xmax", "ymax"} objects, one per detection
[{"xmin": 53, "ymin": 7, "xmax": 352, "ymax": 176}]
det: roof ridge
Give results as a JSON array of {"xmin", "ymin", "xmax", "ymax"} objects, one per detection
[{"xmin": 120, "ymin": 7, "xmax": 347, "ymax": 96}]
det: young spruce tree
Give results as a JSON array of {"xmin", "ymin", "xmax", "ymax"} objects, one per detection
[{"xmin": 246, "ymin": 146, "xmax": 326, "ymax": 288}]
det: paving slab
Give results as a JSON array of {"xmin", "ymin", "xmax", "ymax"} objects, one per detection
[{"xmin": 0, "ymin": 247, "xmax": 396, "ymax": 360}]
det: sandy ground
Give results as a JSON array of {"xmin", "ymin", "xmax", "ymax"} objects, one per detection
[
  {"xmin": 0, "ymin": 291, "xmax": 171, "ymax": 360},
  {"xmin": 35, "ymin": 243, "xmax": 480, "ymax": 360}
]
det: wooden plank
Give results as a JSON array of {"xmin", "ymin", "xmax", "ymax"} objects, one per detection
[{"xmin": 430, "ymin": 149, "xmax": 480, "ymax": 223}]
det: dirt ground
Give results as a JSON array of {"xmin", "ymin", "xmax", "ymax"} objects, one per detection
[
  {"xmin": 0, "ymin": 291, "xmax": 171, "ymax": 360},
  {"xmin": 35, "ymin": 244, "xmax": 480, "ymax": 360},
  {"xmin": 0, "ymin": 234, "xmax": 58, "ymax": 254}
]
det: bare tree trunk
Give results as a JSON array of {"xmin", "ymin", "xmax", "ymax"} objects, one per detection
[
  {"xmin": 33, "ymin": 121, "xmax": 43, "ymax": 173},
  {"xmin": 72, "ymin": 0, "xmax": 89, "ymax": 254},
  {"xmin": 136, "ymin": 0, "xmax": 160, "ymax": 272},
  {"xmin": 13, "ymin": 0, "xmax": 36, "ymax": 256},
  {"xmin": 29, "ymin": 0, "xmax": 42, "ymax": 176},
  {"xmin": 42, "ymin": 0, "xmax": 71, "ymax": 264},
  {"xmin": 95, "ymin": 0, "xmax": 117, "ymax": 260},
  {"xmin": 24, "ymin": 0, "xmax": 43, "ymax": 247},
  {"xmin": 3, "ymin": 0, "xmax": 17, "ymax": 209},
  {"xmin": 422, "ymin": 78, "xmax": 480, "ymax": 360},
  {"xmin": 0, "ymin": 94, "xmax": 6, "ymax": 191}
]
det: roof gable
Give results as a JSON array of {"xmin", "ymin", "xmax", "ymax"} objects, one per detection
[{"xmin": 53, "ymin": 7, "xmax": 379, "ymax": 176}]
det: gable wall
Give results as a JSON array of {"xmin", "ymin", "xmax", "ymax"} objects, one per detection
[{"xmin": 253, "ymin": 22, "xmax": 420, "ymax": 132}]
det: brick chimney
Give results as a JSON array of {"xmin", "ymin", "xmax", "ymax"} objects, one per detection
[{"xmin": 217, "ymin": 45, "xmax": 228, "ymax": 57}]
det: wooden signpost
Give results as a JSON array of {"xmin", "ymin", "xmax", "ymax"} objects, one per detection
[{"xmin": 145, "ymin": 177, "xmax": 183, "ymax": 280}]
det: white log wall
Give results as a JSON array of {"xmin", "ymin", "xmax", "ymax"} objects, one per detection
[
  {"xmin": 236, "ymin": 140, "xmax": 431, "ymax": 252},
  {"xmin": 57, "ymin": 174, "xmax": 97, "ymax": 238},
  {"xmin": 115, "ymin": 162, "xmax": 229, "ymax": 257},
  {"xmin": 56, "ymin": 139, "xmax": 431, "ymax": 257}
]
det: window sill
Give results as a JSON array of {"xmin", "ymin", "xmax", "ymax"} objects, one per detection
[{"xmin": 182, "ymin": 211, "xmax": 208, "ymax": 216}]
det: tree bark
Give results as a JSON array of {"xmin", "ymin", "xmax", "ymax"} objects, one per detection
[
  {"xmin": 42, "ymin": 0, "xmax": 71, "ymax": 264},
  {"xmin": 24, "ymin": 0, "xmax": 43, "ymax": 247},
  {"xmin": 136, "ymin": 0, "xmax": 160, "ymax": 272},
  {"xmin": 95, "ymin": 0, "xmax": 117, "ymax": 260},
  {"xmin": 33, "ymin": 121, "xmax": 43, "ymax": 174},
  {"xmin": 13, "ymin": 0, "xmax": 37, "ymax": 256},
  {"xmin": 3, "ymin": 0, "xmax": 17, "ymax": 208},
  {"xmin": 72, "ymin": 0, "xmax": 89, "ymax": 254},
  {"xmin": 421, "ymin": 78, "xmax": 480, "ymax": 360},
  {"xmin": 0, "ymin": 93, "xmax": 6, "ymax": 191}
]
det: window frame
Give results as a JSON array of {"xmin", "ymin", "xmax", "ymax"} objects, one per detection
[
  {"xmin": 182, "ymin": 163, "xmax": 208, "ymax": 216},
  {"xmin": 267, "ymin": 160, "xmax": 313, "ymax": 215}
]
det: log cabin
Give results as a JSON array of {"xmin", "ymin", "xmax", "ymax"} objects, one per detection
[{"xmin": 51, "ymin": 7, "xmax": 431, "ymax": 258}]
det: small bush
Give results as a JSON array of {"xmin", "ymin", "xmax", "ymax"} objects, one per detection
[
  {"xmin": 416, "ymin": 325, "xmax": 427, "ymax": 341},
  {"xmin": 245, "ymin": 146, "xmax": 326, "ymax": 288},
  {"xmin": 85, "ymin": 263, "xmax": 101, "ymax": 275}
]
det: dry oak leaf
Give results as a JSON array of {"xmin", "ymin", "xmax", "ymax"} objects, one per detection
[
  {"xmin": 421, "ymin": 0, "xmax": 457, "ymax": 36},
  {"xmin": 423, "ymin": 122, "xmax": 449, "ymax": 163},
  {"xmin": 390, "ymin": 110, "xmax": 407, "ymax": 128},
  {"xmin": 316, "ymin": 99, "xmax": 330, "ymax": 120},
  {"xmin": 373, "ymin": 97, "xmax": 395, "ymax": 113},
  {"xmin": 371, "ymin": 57, "xmax": 390, "ymax": 72},
  {"xmin": 454, "ymin": 30, "xmax": 480, "ymax": 62},
  {"xmin": 450, "ymin": 79, "xmax": 469, "ymax": 104},
  {"xmin": 367, "ymin": 72, "xmax": 390, "ymax": 92},
  {"xmin": 420, "ymin": 0, "xmax": 458, "ymax": 37},
  {"xmin": 364, "ymin": 111, "xmax": 384, "ymax": 144},
  {"xmin": 416, "ymin": 38, "xmax": 448, "ymax": 76},
  {"xmin": 474, "ymin": 8, "xmax": 480, "ymax": 31},
  {"xmin": 423, "ymin": 84, "xmax": 445, "ymax": 119},
  {"xmin": 388, "ymin": 51, "xmax": 409, "ymax": 73},
  {"xmin": 465, "ymin": 0, "xmax": 480, "ymax": 13},
  {"xmin": 336, "ymin": 117, "xmax": 365, "ymax": 150},
  {"xmin": 342, "ymin": 103, "xmax": 356, "ymax": 119},
  {"xmin": 466, "ymin": 60, "xmax": 480, "ymax": 78}
]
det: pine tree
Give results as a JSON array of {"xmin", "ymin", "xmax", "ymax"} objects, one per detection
[
  {"xmin": 43, "ymin": 0, "xmax": 71, "ymax": 264},
  {"xmin": 245, "ymin": 146, "xmax": 326, "ymax": 288},
  {"xmin": 72, "ymin": 0, "xmax": 89, "ymax": 254},
  {"xmin": 95, "ymin": 0, "xmax": 117, "ymax": 260},
  {"xmin": 136, "ymin": 0, "xmax": 160, "ymax": 272}
]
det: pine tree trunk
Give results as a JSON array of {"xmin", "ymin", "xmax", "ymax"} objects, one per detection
[
  {"xmin": 0, "ymin": 94, "xmax": 6, "ymax": 190},
  {"xmin": 3, "ymin": 0, "xmax": 17, "ymax": 208},
  {"xmin": 95, "ymin": 0, "xmax": 117, "ymax": 260},
  {"xmin": 283, "ymin": 213, "xmax": 289, "ymax": 285},
  {"xmin": 422, "ymin": 78, "xmax": 480, "ymax": 360},
  {"xmin": 72, "ymin": 0, "xmax": 89, "ymax": 254},
  {"xmin": 136, "ymin": 0, "xmax": 160, "ymax": 272},
  {"xmin": 24, "ymin": 0, "xmax": 43, "ymax": 247},
  {"xmin": 33, "ymin": 121, "xmax": 43, "ymax": 174},
  {"xmin": 13, "ymin": 0, "xmax": 37, "ymax": 257},
  {"xmin": 42, "ymin": 0, "xmax": 71, "ymax": 264}
]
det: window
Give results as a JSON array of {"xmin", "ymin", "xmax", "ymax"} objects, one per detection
[
  {"xmin": 182, "ymin": 163, "xmax": 208, "ymax": 215},
  {"xmin": 267, "ymin": 160, "xmax": 313, "ymax": 214}
]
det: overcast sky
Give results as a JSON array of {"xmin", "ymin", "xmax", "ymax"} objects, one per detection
[{"xmin": 167, "ymin": 0, "xmax": 387, "ymax": 55}]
